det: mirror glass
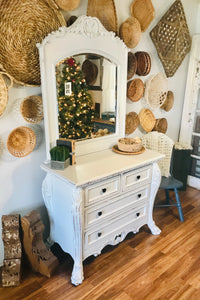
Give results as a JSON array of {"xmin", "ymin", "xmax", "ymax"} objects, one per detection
[{"xmin": 55, "ymin": 54, "xmax": 117, "ymax": 141}]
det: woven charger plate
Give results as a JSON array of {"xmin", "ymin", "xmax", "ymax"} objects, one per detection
[
  {"xmin": 0, "ymin": 0, "xmax": 66, "ymax": 86},
  {"xmin": 139, "ymin": 108, "xmax": 155, "ymax": 132},
  {"xmin": 131, "ymin": 0, "xmax": 155, "ymax": 32},
  {"xmin": 0, "ymin": 72, "xmax": 13, "ymax": 117},
  {"xmin": 119, "ymin": 17, "xmax": 141, "ymax": 48},
  {"xmin": 125, "ymin": 112, "xmax": 140, "ymax": 135},
  {"xmin": 55, "ymin": 0, "xmax": 80, "ymax": 11},
  {"xmin": 87, "ymin": 0, "xmax": 117, "ymax": 33},
  {"xmin": 127, "ymin": 79, "xmax": 144, "ymax": 102},
  {"xmin": 7, "ymin": 126, "xmax": 36, "ymax": 157},
  {"xmin": 145, "ymin": 73, "xmax": 168, "ymax": 109}
]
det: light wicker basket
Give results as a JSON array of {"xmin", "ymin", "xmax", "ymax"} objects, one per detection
[
  {"xmin": 0, "ymin": 72, "xmax": 13, "ymax": 118},
  {"xmin": 87, "ymin": 0, "xmax": 118, "ymax": 34},
  {"xmin": 127, "ymin": 79, "xmax": 144, "ymax": 102},
  {"xmin": 125, "ymin": 112, "xmax": 140, "ymax": 135},
  {"xmin": 118, "ymin": 137, "xmax": 143, "ymax": 153},
  {"xmin": 0, "ymin": 0, "xmax": 66, "ymax": 86},
  {"xmin": 153, "ymin": 118, "xmax": 168, "ymax": 134},
  {"xmin": 20, "ymin": 96, "xmax": 43, "ymax": 124},
  {"xmin": 55, "ymin": 0, "xmax": 80, "ymax": 11},
  {"xmin": 127, "ymin": 52, "xmax": 137, "ymax": 80},
  {"xmin": 145, "ymin": 73, "xmax": 168, "ymax": 109},
  {"xmin": 119, "ymin": 17, "xmax": 141, "ymax": 48},
  {"xmin": 7, "ymin": 126, "xmax": 36, "ymax": 157},
  {"xmin": 161, "ymin": 91, "xmax": 174, "ymax": 112},
  {"xmin": 130, "ymin": 0, "xmax": 155, "ymax": 32},
  {"xmin": 139, "ymin": 108, "xmax": 156, "ymax": 132}
]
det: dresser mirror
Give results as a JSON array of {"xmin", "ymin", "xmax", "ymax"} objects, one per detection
[{"xmin": 37, "ymin": 15, "xmax": 128, "ymax": 159}]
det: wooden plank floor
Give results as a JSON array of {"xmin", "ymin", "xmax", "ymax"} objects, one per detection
[{"xmin": 1, "ymin": 187, "xmax": 200, "ymax": 300}]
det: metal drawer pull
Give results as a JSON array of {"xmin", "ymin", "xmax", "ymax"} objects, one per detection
[
  {"xmin": 136, "ymin": 212, "xmax": 140, "ymax": 217},
  {"xmin": 102, "ymin": 188, "xmax": 107, "ymax": 193},
  {"xmin": 98, "ymin": 232, "xmax": 102, "ymax": 237},
  {"xmin": 138, "ymin": 193, "xmax": 142, "ymax": 198},
  {"xmin": 136, "ymin": 175, "xmax": 141, "ymax": 180},
  {"xmin": 98, "ymin": 211, "xmax": 102, "ymax": 217}
]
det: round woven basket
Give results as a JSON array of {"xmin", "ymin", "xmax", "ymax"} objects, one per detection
[
  {"xmin": 7, "ymin": 126, "xmax": 36, "ymax": 157},
  {"xmin": 161, "ymin": 91, "xmax": 174, "ymax": 112},
  {"xmin": 127, "ymin": 79, "xmax": 144, "ymax": 102},
  {"xmin": 125, "ymin": 112, "xmax": 140, "ymax": 135},
  {"xmin": 55, "ymin": 0, "xmax": 80, "ymax": 11},
  {"xmin": 153, "ymin": 118, "xmax": 168, "ymax": 133},
  {"xmin": 139, "ymin": 108, "xmax": 156, "ymax": 132},
  {"xmin": 82, "ymin": 60, "xmax": 98, "ymax": 86},
  {"xmin": 145, "ymin": 73, "xmax": 168, "ymax": 109},
  {"xmin": 0, "ymin": 72, "xmax": 13, "ymax": 118},
  {"xmin": 20, "ymin": 95, "xmax": 43, "ymax": 124},
  {"xmin": 119, "ymin": 17, "xmax": 141, "ymax": 48},
  {"xmin": 130, "ymin": 0, "xmax": 155, "ymax": 32},
  {"xmin": 127, "ymin": 52, "xmax": 137, "ymax": 80},
  {"xmin": 0, "ymin": 0, "xmax": 66, "ymax": 86},
  {"xmin": 118, "ymin": 137, "xmax": 143, "ymax": 153},
  {"xmin": 135, "ymin": 51, "xmax": 151, "ymax": 76}
]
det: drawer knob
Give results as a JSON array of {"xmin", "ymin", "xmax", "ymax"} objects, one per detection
[
  {"xmin": 98, "ymin": 232, "xmax": 102, "ymax": 237},
  {"xmin": 138, "ymin": 193, "xmax": 142, "ymax": 198},
  {"xmin": 136, "ymin": 175, "xmax": 141, "ymax": 180},
  {"xmin": 98, "ymin": 211, "xmax": 102, "ymax": 217},
  {"xmin": 136, "ymin": 212, "xmax": 140, "ymax": 217},
  {"xmin": 102, "ymin": 188, "xmax": 107, "ymax": 193}
]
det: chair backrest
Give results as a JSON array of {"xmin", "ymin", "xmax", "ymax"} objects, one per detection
[{"xmin": 141, "ymin": 132, "xmax": 174, "ymax": 177}]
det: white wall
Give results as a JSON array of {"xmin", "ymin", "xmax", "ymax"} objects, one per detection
[{"xmin": 0, "ymin": 0, "xmax": 199, "ymax": 266}]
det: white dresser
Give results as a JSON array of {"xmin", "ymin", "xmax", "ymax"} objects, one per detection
[{"xmin": 41, "ymin": 148, "xmax": 163, "ymax": 285}]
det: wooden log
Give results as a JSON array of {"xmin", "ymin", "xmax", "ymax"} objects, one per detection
[{"xmin": 21, "ymin": 210, "xmax": 59, "ymax": 278}]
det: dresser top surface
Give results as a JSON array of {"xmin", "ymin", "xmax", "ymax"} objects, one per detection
[{"xmin": 41, "ymin": 148, "xmax": 164, "ymax": 186}]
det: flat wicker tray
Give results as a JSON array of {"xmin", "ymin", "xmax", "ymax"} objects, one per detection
[
  {"xmin": 150, "ymin": 0, "xmax": 191, "ymax": 77},
  {"xmin": 131, "ymin": 0, "xmax": 155, "ymax": 32},
  {"xmin": 0, "ymin": 0, "xmax": 66, "ymax": 86}
]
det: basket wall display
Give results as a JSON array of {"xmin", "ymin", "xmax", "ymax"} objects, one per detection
[
  {"xmin": 119, "ymin": 17, "xmax": 141, "ymax": 49},
  {"xmin": 130, "ymin": 0, "xmax": 155, "ymax": 32},
  {"xmin": 0, "ymin": 72, "xmax": 13, "ymax": 118},
  {"xmin": 127, "ymin": 52, "xmax": 137, "ymax": 80},
  {"xmin": 87, "ymin": 0, "xmax": 118, "ymax": 34},
  {"xmin": 135, "ymin": 52, "xmax": 151, "ymax": 76},
  {"xmin": 145, "ymin": 73, "xmax": 168, "ymax": 109},
  {"xmin": 7, "ymin": 127, "xmax": 36, "ymax": 157},
  {"xmin": 127, "ymin": 78, "xmax": 144, "ymax": 102},
  {"xmin": 55, "ymin": 0, "xmax": 80, "ymax": 11},
  {"xmin": 161, "ymin": 90, "xmax": 174, "ymax": 112},
  {"xmin": 20, "ymin": 96, "xmax": 44, "ymax": 124},
  {"xmin": 150, "ymin": 0, "xmax": 191, "ymax": 77},
  {"xmin": 125, "ymin": 112, "xmax": 140, "ymax": 135},
  {"xmin": 0, "ymin": 0, "xmax": 66, "ymax": 86},
  {"xmin": 153, "ymin": 118, "xmax": 168, "ymax": 134},
  {"xmin": 82, "ymin": 60, "xmax": 98, "ymax": 86},
  {"xmin": 139, "ymin": 108, "xmax": 156, "ymax": 132}
]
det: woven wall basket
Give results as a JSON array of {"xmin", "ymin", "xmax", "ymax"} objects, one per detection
[
  {"xmin": 7, "ymin": 126, "xmax": 36, "ymax": 157},
  {"xmin": 87, "ymin": 0, "xmax": 118, "ymax": 34},
  {"xmin": 0, "ymin": 0, "xmax": 66, "ymax": 86},
  {"xmin": 130, "ymin": 0, "xmax": 155, "ymax": 32},
  {"xmin": 125, "ymin": 112, "xmax": 140, "ymax": 135},
  {"xmin": 135, "ymin": 52, "xmax": 151, "ymax": 76},
  {"xmin": 0, "ymin": 72, "xmax": 13, "ymax": 118},
  {"xmin": 127, "ymin": 79, "xmax": 144, "ymax": 102},
  {"xmin": 153, "ymin": 118, "xmax": 168, "ymax": 134},
  {"xmin": 127, "ymin": 52, "xmax": 137, "ymax": 80},
  {"xmin": 145, "ymin": 73, "xmax": 168, "ymax": 109},
  {"xmin": 139, "ymin": 108, "xmax": 155, "ymax": 132},
  {"xmin": 161, "ymin": 90, "xmax": 174, "ymax": 112},
  {"xmin": 150, "ymin": 0, "xmax": 191, "ymax": 77},
  {"xmin": 55, "ymin": 0, "xmax": 80, "ymax": 11},
  {"xmin": 82, "ymin": 60, "xmax": 98, "ymax": 86},
  {"xmin": 20, "ymin": 96, "xmax": 44, "ymax": 124},
  {"xmin": 119, "ymin": 17, "xmax": 141, "ymax": 49}
]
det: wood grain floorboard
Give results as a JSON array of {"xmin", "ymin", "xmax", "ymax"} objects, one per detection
[{"xmin": 0, "ymin": 187, "xmax": 200, "ymax": 300}]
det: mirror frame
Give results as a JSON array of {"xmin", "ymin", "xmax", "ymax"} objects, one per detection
[{"xmin": 37, "ymin": 15, "xmax": 128, "ymax": 159}]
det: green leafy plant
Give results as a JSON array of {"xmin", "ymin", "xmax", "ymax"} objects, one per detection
[{"xmin": 50, "ymin": 145, "xmax": 70, "ymax": 162}]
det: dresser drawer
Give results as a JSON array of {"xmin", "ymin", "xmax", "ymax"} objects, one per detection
[
  {"xmin": 84, "ymin": 185, "xmax": 149, "ymax": 228},
  {"xmin": 84, "ymin": 176, "xmax": 120, "ymax": 206},
  {"xmin": 122, "ymin": 165, "xmax": 152, "ymax": 192},
  {"xmin": 84, "ymin": 205, "xmax": 147, "ymax": 258}
]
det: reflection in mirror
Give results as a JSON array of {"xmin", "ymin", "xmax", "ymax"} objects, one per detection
[{"xmin": 55, "ymin": 54, "xmax": 117, "ymax": 140}]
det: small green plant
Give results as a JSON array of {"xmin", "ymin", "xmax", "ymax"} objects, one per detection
[{"xmin": 50, "ymin": 145, "xmax": 70, "ymax": 162}]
